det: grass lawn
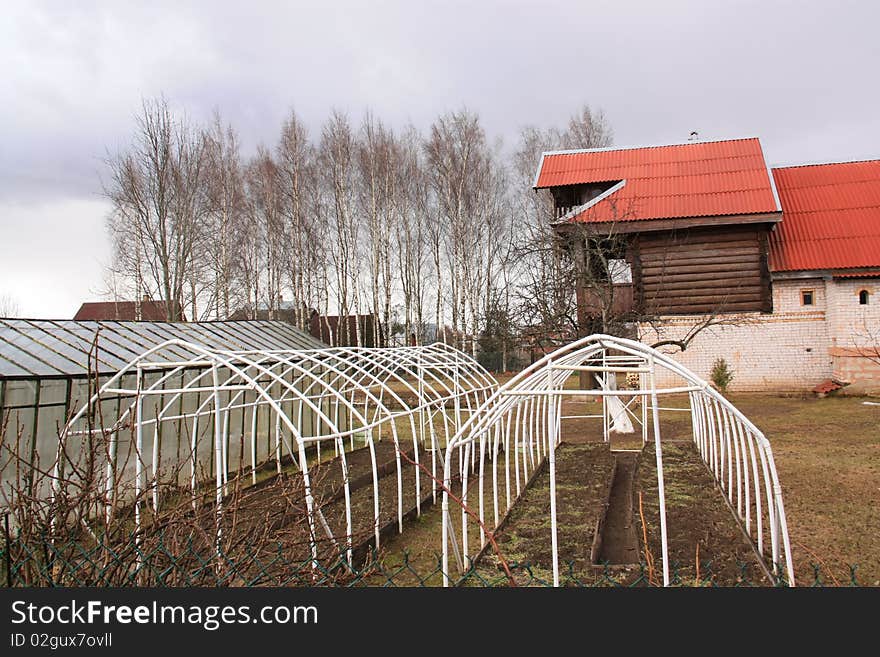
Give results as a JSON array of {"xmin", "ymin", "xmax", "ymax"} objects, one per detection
[{"xmin": 725, "ymin": 393, "xmax": 880, "ymax": 586}]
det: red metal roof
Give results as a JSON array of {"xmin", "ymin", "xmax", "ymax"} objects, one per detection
[
  {"xmin": 769, "ymin": 160, "xmax": 880, "ymax": 272},
  {"xmin": 535, "ymin": 138, "xmax": 780, "ymax": 223},
  {"xmin": 833, "ymin": 271, "xmax": 880, "ymax": 278},
  {"xmin": 73, "ymin": 300, "xmax": 183, "ymax": 322}
]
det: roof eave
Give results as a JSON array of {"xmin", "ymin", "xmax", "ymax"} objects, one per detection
[{"xmin": 553, "ymin": 210, "xmax": 782, "ymax": 233}]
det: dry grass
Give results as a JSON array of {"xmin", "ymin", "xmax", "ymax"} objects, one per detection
[{"xmin": 724, "ymin": 393, "xmax": 880, "ymax": 586}]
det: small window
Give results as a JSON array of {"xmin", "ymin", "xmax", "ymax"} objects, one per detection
[
  {"xmin": 859, "ymin": 289, "xmax": 870, "ymax": 305},
  {"xmin": 801, "ymin": 290, "xmax": 814, "ymax": 306}
]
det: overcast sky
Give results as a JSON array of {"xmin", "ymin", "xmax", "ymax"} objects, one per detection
[{"xmin": 1, "ymin": 0, "xmax": 878, "ymax": 318}]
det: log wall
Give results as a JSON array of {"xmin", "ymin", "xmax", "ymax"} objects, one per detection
[{"xmin": 633, "ymin": 225, "xmax": 772, "ymax": 315}]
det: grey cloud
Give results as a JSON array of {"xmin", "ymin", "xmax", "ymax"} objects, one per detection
[{"xmin": 1, "ymin": 0, "xmax": 878, "ymax": 313}]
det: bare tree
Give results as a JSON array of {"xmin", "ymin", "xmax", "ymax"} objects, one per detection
[
  {"xmin": 105, "ymin": 97, "xmax": 207, "ymax": 321},
  {"xmin": 319, "ymin": 111, "xmax": 359, "ymax": 346},
  {"xmin": 0, "ymin": 293, "xmax": 20, "ymax": 318},
  {"xmin": 511, "ymin": 106, "xmax": 615, "ymax": 350},
  {"xmin": 564, "ymin": 105, "xmax": 613, "ymax": 150},
  {"xmin": 203, "ymin": 112, "xmax": 246, "ymax": 319},
  {"xmin": 357, "ymin": 113, "xmax": 399, "ymax": 347},
  {"xmin": 843, "ymin": 312, "xmax": 880, "ymax": 371},
  {"xmin": 396, "ymin": 126, "xmax": 431, "ymax": 345},
  {"xmin": 425, "ymin": 109, "xmax": 507, "ymax": 356},
  {"xmin": 243, "ymin": 147, "xmax": 286, "ymax": 320},
  {"xmin": 100, "ymin": 98, "xmax": 627, "ymax": 358},
  {"xmin": 277, "ymin": 109, "xmax": 321, "ymax": 331}
]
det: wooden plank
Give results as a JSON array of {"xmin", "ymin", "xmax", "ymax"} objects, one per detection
[
  {"xmin": 644, "ymin": 287, "xmax": 762, "ymax": 300},
  {"xmin": 642, "ymin": 253, "xmax": 760, "ymax": 267},
  {"xmin": 558, "ymin": 213, "xmax": 781, "ymax": 235},
  {"xmin": 640, "ymin": 231, "xmax": 761, "ymax": 246},
  {"xmin": 639, "ymin": 269, "xmax": 763, "ymax": 285},
  {"xmin": 643, "ymin": 279, "xmax": 762, "ymax": 293},
  {"xmin": 654, "ymin": 245, "xmax": 756, "ymax": 259},
  {"xmin": 639, "ymin": 239, "xmax": 759, "ymax": 254},
  {"xmin": 631, "ymin": 235, "xmax": 644, "ymax": 313},
  {"xmin": 643, "ymin": 272, "xmax": 763, "ymax": 285},
  {"xmin": 640, "ymin": 249, "xmax": 760, "ymax": 266},
  {"xmin": 645, "ymin": 292, "xmax": 762, "ymax": 306},
  {"xmin": 645, "ymin": 288, "xmax": 761, "ymax": 299},
  {"xmin": 642, "ymin": 256, "xmax": 760, "ymax": 270}
]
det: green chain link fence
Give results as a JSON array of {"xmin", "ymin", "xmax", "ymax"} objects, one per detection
[{"xmin": 1, "ymin": 523, "xmax": 860, "ymax": 588}]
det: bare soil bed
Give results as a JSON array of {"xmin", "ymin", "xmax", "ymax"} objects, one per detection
[
  {"xmin": 175, "ymin": 440, "xmax": 433, "ymax": 580},
  {"xmin": 634, "ymin": 441, "xmax": 770, "ymax": 586},
  {"xmin": 473, "ymin": 442, "xmax": 615, "ymax": 585}
]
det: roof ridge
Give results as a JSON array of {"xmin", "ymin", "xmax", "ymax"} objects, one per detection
[
  {"xmin": 772, "ymin": 158, "xmax": 880, "ymax": 170},
  {"xmin": 540, "ymin": 136, "xmax": 762, "ymax": 158}
]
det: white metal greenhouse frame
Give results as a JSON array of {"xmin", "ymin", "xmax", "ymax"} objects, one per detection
[
  {"xmin": 441, "ymin": 334, "xmax": 795, "ymax": 587},
  {"xmin": 57, "ymin": 340, "xmax": 496, "ymax": 565}
]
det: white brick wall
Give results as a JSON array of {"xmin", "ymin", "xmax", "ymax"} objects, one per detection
[
  {"xmin": 826, "ymin": 278, "xmax": 880, "ymax": 347},
  {"xmin": 636, "ymin": 276, "xmax": 880, "ymax": 391},
  {"xmin": 773, "ymin": 278, "xmax": 827, "ymax": 313},
  {"xmin": 639, "ymin": 312, "xmax": 832, "ymax": 391}
]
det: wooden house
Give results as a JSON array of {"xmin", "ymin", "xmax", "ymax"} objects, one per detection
[{"xmin": 534, "ymin": 138, "xmax": 880, "ymax": 391}]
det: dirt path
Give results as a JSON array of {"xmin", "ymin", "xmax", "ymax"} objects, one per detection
[{"xmin": 598, "ymin": 451, "xmax": 639, "ymax": 565}]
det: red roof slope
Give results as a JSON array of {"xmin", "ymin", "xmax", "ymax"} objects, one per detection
[
  {"xmin": 74, "ymin": 300, "xmax": 183, "ymax": 321},
  {"xmin": 535, "ymin": 138, "xmax": 780, "ymax": 223},
  {"xmin": 769, "ymin": 160, "xmax": 880, "ymax": 272}
]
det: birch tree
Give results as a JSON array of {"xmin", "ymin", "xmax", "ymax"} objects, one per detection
[
  {"xmin": 319, "ymin": 111, "xmax": 359, "ymax": 346},
  {"xmin": 425, "ymin": 109, "xmax": 507, "ymax": 356},
  {"xmin": 105, "ymin": 97, "xmax": 207, "ymax": 321},
  {"xmin": 396, "ymin": 126, "xmax": 431, "ymax": 344},
  {"xmin": 277, "ymin": 109, "xmax": 319, "ymax": 331},
  {"xmin": 244, "ymin": 147, "xmax": 286, "ymax": 319},
  {"xmin": 203, "ymin": 112, "xmax": 245, "ymax": 319},
  {"xmin": 358, "ymin": 113, "xmax": 400, "ymax": 347}
]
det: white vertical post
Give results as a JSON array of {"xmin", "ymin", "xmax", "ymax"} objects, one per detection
[
  {"xmin": 547, "ymin": 392, "xmax": 560, "ymax": 587},
  {"xmin": 602, "ymin": 349, "xmax": 609, "ymax": 443},
  {"xmin": 222, "ymin": 406, "xmax": 230, "ymax": 495},
  {"xmin": 418, "ymin": 349, "xmax": 425, "ymax": 449},
  {"xmin": 461, "ymin": 442, "xmax": 470, "ymax": 566},
  {"xmin": 641, "ymin": 368, "xmax": 648, "ymax": 445},
  {"xmin": 250, "ymin": 401, "xmax": 258, "ymax": 485},
  {"xmin": 190, "ymin": 415, "xmax": 199, "ymax": 509},
  {"xmin": 429, "ymin": 405, "xmax": 438, "ymax": 503},
  {"xmin": 151, "ymin": 416, "xmax": 160, "ymax": 512},
  {"xmin": 211, "ymin": 365, "xmax": 224, "ymax": 553},
  {"xmin": 648, "ymin": 355, "xmax": 670, "ymax": 586},
  {"xmin": 105, "ymin": 429, "xmax": 117, "ymax": 526},
  {"xmin": 134, "ymin": 367, "xmax": 144, "ymax": 551},
  {"xmin": 274, "ymin": 413, "xmax": 282, "ymax": 474}
]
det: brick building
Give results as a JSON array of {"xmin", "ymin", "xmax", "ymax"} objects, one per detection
[
  {"xmin": 74, "ymin": 298, "xmax": 186, "ymax": 322},
  {"xmin": 534, "ymin": 138, "xmax": 880, "ymax": 391}
]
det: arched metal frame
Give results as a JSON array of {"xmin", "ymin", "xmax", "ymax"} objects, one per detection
[
  {"xmin": 57, "ymin": 340, "xmax": 496, "ymax": 565},
  {"xmin": 441, "ymin": 334, "xmax": 795, "ymax": 586}
]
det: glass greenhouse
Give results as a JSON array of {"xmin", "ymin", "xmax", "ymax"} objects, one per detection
[{"xmin": 0, "ymin": 319, "xmax": 325, "ymax": 500}]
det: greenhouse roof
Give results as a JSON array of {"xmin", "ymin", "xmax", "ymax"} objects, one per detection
[{"xmin": 0, "ymin": 319, "xmax": 325, "ymax": 379}]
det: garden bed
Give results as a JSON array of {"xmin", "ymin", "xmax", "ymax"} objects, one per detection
[
  {"xmin": 473, "ymin": 442, "xmax": 615, "ymax": 585},
  {"xmin": 634, "ymin": 441, "xmax": 771, "ymax": 586}
]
